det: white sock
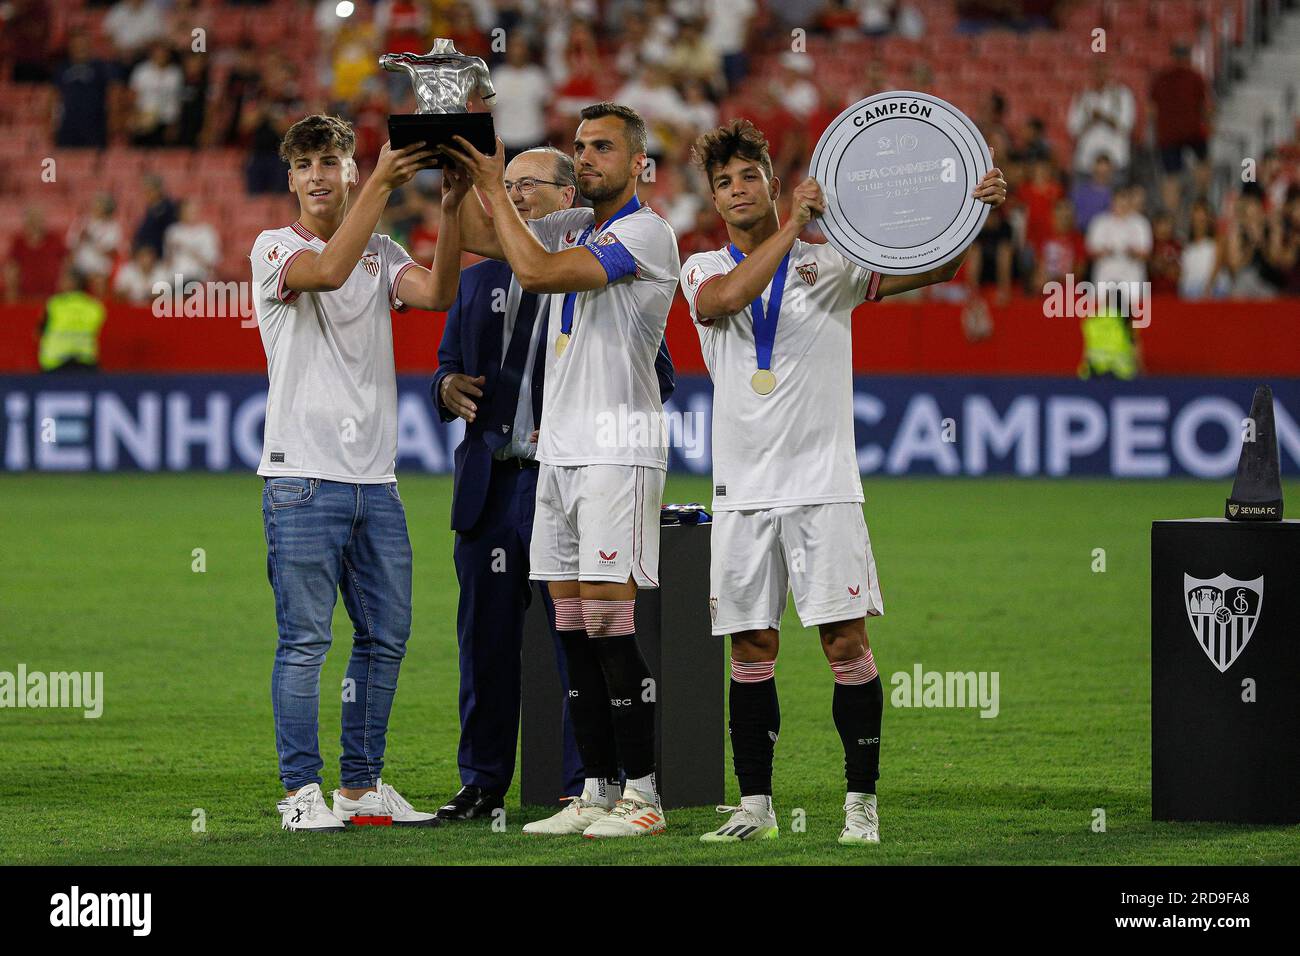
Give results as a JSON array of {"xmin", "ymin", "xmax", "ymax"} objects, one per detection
[
  {"xmin": 581, "ymin": 776, "xmax": 620, "ymax": 807},
  {"xmin": 625, "ymin": 772, "xmax": 658, "ymax": 802},
  {"xmin": 846, "ymin": 791, "xmax": 875, "ymax": 808},
  {"xmin": 740, "ymin": 794, "xmax": 773, "ymax": 818}
]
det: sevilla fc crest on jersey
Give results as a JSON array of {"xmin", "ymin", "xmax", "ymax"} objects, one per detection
[
  {"xmin": 796, "ymin": 262, "xmax": 818, "ymax": 286},
  {"xmin": 1183, "ymin": 573, "xmax": 1263, "ymax": 672},
  {"xmin": 362, "ymin": 253, "xmax": 380, "ymax": 277}
]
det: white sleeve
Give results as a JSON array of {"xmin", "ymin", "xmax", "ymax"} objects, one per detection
[
  {"xmin": 680, "ymin": 253, "xmax": 730, "ymax": 326},
  {"xmin": 825, "ymin": 247, "xmax": 881, "ymax": 303},
  {"xmin": 379, "ymin": 235, "xmax": 418, "ymax": 311},
  {"xmin": 1085, "ymin": 217, "xmax": 1105, "ymax": 256},
  {"xmin": 1135, "ymin": 218, "xmax": 1153, "ymax": 255},
  {"xmin": 250, "ymin": 232, "xmax": 307, "ymax": 304},
  {"xmin": 592, "ymin": 213, "xmax": 678, "ymax": 282},
  {"xmin": 201, "ymin": 225, "xmax": 220, "ymax": 268},
  {"xmin": 526, "ymin": 208, "xmax": 592, "ymax": 251},
  {"xmin": 846, "ymin": 259, "xmax": 882, "ymax": 302},
  {"xmin": 1115, "ymin": 86, "xmax": 1136, "ymax": 134},
  {"xmin": 1067, "ymin": 92, "xmax": 1087, "ymax": 137}
]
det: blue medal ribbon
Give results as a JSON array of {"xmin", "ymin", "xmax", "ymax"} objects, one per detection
[
  {"xmin": 728, "ymin": 243, "xmax": 789, "ymax": 373},
  {"xmin": 559, "ymin": 194, "xmax": 642, "ymax": 339}
]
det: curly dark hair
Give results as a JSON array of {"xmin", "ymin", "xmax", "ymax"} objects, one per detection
[
  {"xmin": 691, "ymin": 119, "xmax": 773, "ymax": 187},
  {"xmin": 279, "ymin": 114, "xmax": 356, "ymax": 163}
]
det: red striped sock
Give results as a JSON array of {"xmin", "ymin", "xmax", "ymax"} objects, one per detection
[
  {"xmin": 554, "ymin": 596, "xmax": 584, "ymax": 631},
  {"xmin": 731, "ymin": 658, "xmax": 776, "ymax": 683},
  {"xmin": 831, "ymin": 650, "xmax": 878, "ymax": 685},
  {"xmin": 581, "ymin": 599, "xmax": 636, "ymax": 637}
]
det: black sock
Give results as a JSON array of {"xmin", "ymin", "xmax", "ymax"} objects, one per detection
[
  {"xmin": 729, "ymin": 669, "xmax": 780, "ymax": 797},
  {"xmin": 592, "ymin": 634, "xmax": 657, "ymax": 781},
  {"xmin": 558, "ymin": 630, "xmax": 619, "ymax": 781},
  {"xmin": 833, "ymin": 676, "xmax": 883, "ymax": 794}
]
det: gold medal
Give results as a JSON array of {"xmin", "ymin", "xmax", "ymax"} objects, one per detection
[
  {"xmin": 750, "ymin": 369, "xmax": 777, "ymax": 395},
  {"xmin": 555, "ymin": 333, "xmax": 570, "ymax": 357}
]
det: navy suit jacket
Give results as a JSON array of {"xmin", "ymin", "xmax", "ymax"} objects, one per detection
[{"xmin": 432, "ymin": 257, "xmax": 676, "ymax": 533}]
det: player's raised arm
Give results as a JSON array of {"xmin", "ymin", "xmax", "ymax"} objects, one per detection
[
  {"xmin": 394, "ymin": 163, "xmax": 470, "ymax": 311},
  {"xmin": 456, "ymin": 179, "xmax": 505, "ymax": 260},
  {"xmin": 697, "ymin": 177, "xmax": 824, "ymax": 319},
  {"xmin": 873, "ymin": 164, "xmax": 1009, "ymax": 299},
  {"xmin": 443, "ymin": 135, "xmax": 609, "ymax": 293},
  {"xmin": 284, "ymin": 141, "xmax": 435, "ymax": 293}
]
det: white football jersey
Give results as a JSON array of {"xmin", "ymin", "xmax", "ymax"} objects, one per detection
[
  {"xmin": 528, "ymin": 202, "xmax": 680, "ymax": 470},
  {"xmin": 682, "ymin": 239, "xmax": 881, "ymax": 511},
  {"xmin": 249, "ymin": 221, "xmax": 417, "ymax": 482}
]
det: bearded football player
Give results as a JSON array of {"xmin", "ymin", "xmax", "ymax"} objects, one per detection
[
  {"xmin": 444, "ymin": 104, "xmax": 680, "ymax": 837},
  {"xmin": 681, "ymin": 119, "xmax": 1007, "ymax": 844}
]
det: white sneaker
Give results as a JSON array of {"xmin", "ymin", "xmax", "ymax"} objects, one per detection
[
  {"xmin": 331, "ymin": 778, "xmax": 439, "ymax": 828},
  {"xmin": 581, "ymin": 788, "xmax": 666, "ymax": 838},
  {"xmin": 838, "ymin": 794, "xmax": 879, "ymax": 844},
  {"xmin": 278, "ymin": 783, "xmax": 345, "ymax": 832},
  {"xmin": 700, "ymin": 804, "xmax": 779, "ymax": 843},
  {"xmin": 521, "ymin": 797, "xmax": 611, "ymax": 835}
]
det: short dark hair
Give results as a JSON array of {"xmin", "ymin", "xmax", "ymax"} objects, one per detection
[
  {"xmin": 279, "ymin": 114, "xmax": 356, "ymax": 163},
  {"xmin": 691, "ymin": 119, "xmax": 773, "ymax": 186},
  {"xmin": 578, "ymin": 102, "xmax": 647, "ymax": 156}
]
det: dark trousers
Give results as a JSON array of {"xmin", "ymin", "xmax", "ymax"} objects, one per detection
[{"xmin": 453, "ymin": 457, "xmax": 583, "ymax": 795}]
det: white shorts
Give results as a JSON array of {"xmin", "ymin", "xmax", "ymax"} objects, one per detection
[
  {"xmin": 709, "ymin": 502, "xmax": 884, "ymax": 635},
  {"xmin": 529, "ymin": 463, "xmax": 665, "ymax": 589}
]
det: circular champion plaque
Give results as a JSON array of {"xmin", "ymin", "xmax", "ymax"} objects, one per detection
[{"xmin": 809, "ymin": 90, "xmax": 992, "ymax": 275}]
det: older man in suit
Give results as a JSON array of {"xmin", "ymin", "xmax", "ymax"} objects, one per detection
[{"xmin": 431, "ymin": 146, "xmax": 675, "ymax": 820}]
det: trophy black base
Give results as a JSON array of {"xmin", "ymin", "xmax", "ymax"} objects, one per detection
[
  {"xmin": 387, "ymin": 112, "xmax": 495, "ymax": 167},
  {"xmin": 1152, "ymin": 519, "xmax": 1300, "ymax": 824},
  {"xmin": 519, "ymin": 523, "xmax": 725, "ymax": 810},
  {"xmin": 1225, "ymin": 498, "xmax": 1283, "ymax": 520}
]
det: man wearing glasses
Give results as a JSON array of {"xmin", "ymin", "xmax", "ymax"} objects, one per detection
[{"xmin": 431, "ymin": 147, "xmax": 674, "ymax": 822}]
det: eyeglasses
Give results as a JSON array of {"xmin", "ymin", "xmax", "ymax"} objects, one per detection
[{"xmin": 503, "ymin": 177, "xmax": 566, "ymax": 196}]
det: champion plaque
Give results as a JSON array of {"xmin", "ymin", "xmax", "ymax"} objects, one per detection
[{"xmin": 809, "ymin": 90, "xmax": 992, "ymax": 275}]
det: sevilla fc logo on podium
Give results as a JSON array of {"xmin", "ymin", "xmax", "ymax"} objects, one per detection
[{"xmin": 1183, "ymin": 573, "xmax": 1263, "ymax": 672}]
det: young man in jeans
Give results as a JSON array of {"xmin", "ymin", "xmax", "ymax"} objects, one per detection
[{"xmin": 250, "ymin": 114, "xmax": 462, "ymax": 831}]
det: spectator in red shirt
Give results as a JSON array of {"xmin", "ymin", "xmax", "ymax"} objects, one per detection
[
  {"xmin": 1152, "ymin": 44, "xmax": 1210, "ymax": 175},
  {"xmin": 377, "ymin": 0, "xmax": 429, "ymax": 55},
  {"xmin": 1148, "ymin": 212, "xmax": 1183, "ymax": 295},
  {"xmin": 1034, "ymin": 198, "xmax": 1086, "ymax": 291},
  {"xmin": 678, "ymin": 205, "xmax": 728, "ymax": 259},
  {"xmin": 1020, "ymin": 157, "xmax": 1065, "ymax": 266},
  {"xmin": 445, "ymin": 3, "xmax": 488, "ymax": 60},
  {"xmin": 747, "ymin": 87, "xmax": 799, "ymax": 180},
  {"xmin": 4, "ymin": 208, "xmax": 67, "ymax": 303},
  {"xmin": 408, "ymin": 202, "xmax": 441, "ymax": 267}
]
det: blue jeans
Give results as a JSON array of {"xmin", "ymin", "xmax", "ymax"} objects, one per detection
[{"xmin": 262, "ymin": 477, "xmax": 413, "ymax": 791}]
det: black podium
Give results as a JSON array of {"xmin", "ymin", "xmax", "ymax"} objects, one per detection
[
  {"xmin": 519, "ymin": 523, "xmax": 725, "ymax": 809},
  {"xmin": 1151, "ymin": 519, "xmax": 1300, "ymax": 823}
]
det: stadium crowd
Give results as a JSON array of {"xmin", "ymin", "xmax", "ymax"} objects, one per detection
[{"xmin": 3, "ymin": 0, "xmax": 1300, "ymax": 307}]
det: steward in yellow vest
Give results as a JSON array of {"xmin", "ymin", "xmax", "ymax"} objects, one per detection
[
  {"xmin": 39, "ymin": 269, "xmax": 106, "ymax": 372},
  {"xmin": 1078, "ymin": 306, "xmax": 1137, "ymax": 379}
]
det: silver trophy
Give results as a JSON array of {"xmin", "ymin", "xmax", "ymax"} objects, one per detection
[
  {"xmin": 381, "ymin": 38, "xmax": 497, "ymax": 168},
  {"xmin": 809, "ymin": 91, "xmax": 991, "ymax": 275}
]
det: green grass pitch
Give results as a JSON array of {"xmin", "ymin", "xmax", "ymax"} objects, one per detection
[{"xmin": 2, "ymin": 474, "xmax": 1298, "ymax": 865}]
